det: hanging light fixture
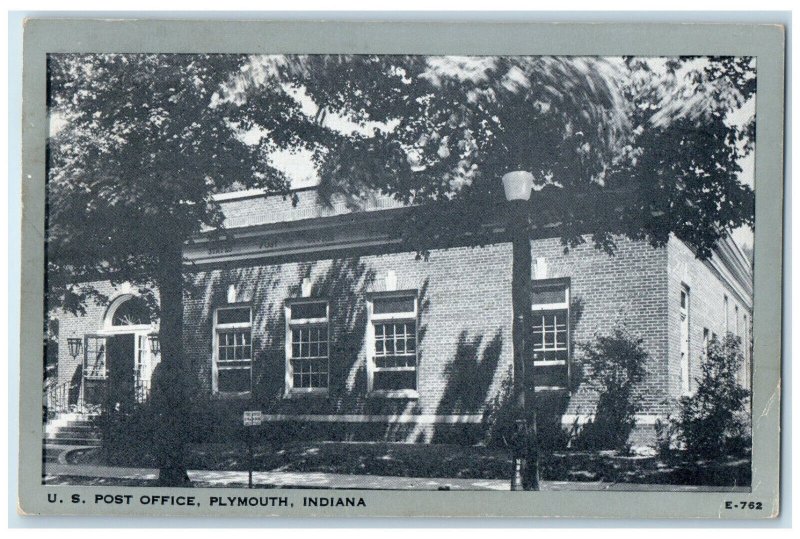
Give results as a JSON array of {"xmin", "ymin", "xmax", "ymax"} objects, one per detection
[
  {"xmin": 147, "ymin": 334, "xmax": 160, "ymax": 355},
  {"xmin": 67, "ymin": 337, "xmax": 83, "ymax": 359}
]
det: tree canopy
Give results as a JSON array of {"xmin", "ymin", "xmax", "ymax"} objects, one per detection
[
  {"xmin": 48, "ymin": 53, "xmax": 755, "ymax": 312},
  {"xmin": 47, "ymin": 54, "xmax": 291, "ymax": 312},
  {"xmin": 219, "ymin": 55, "xmax": 755, "ymax": 259}
]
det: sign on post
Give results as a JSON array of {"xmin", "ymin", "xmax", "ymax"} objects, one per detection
[{"xmin": 243, "ymin": 410, "xmax": 262, "ymax": 427}]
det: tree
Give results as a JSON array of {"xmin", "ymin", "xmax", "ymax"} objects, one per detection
[
  {"xmin": 574, "ymin": 328, "xmax": 649, "ymax": 452},
  {"xmin": 223, "ymin": 55, "xmax": 755, "ymax": 488},
  {"xmin": 674, "ymin": 334, "xmax": 751, "ymax": 459},
  {"xmin": 46, "ymin": 54, "xmax": 294, "ymax": 485},
  {"xmin": 49, "ymin": 54, "xmax": 755, "ymax": 488}
]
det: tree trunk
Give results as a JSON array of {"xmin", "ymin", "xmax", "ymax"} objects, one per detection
[
  {"xmin": 151, "ymin": 245, "xmax": 190, "ymax": 486},
  {"xmin": 510, "ymin": 201, "xmax": 539, "ymax": 491}
]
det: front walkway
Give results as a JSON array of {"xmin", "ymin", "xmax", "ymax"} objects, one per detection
[{"xmin": 43, "ymin": 462, "xmax": 750, "ymax": 492}]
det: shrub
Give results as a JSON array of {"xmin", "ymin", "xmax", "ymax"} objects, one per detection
[
  {"xmin": 653, "ymin": 413, "xmax": 677, "ymax": 460},
  {"xmin": 673, "ymin": 334, "xmax": 750, "ymax": 460},
  {"xmin": 572, "ymin": 328, "xmax": 648, "ymax": 452}
]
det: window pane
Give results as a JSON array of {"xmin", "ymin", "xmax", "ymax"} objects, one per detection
[
  {"xmin": 217, "ymin": 307, "xmax": 250, "ymax": 325},
  {"xmin": 373, "ymin": 296, "xmax": 415, "ymax": 315},
  {"xmin": 373, "ymin": 370, "xmax": 416, "ymax": 391},
  {"xmin": 531, "ymin": 309, "xmax": 568, "ymax": 357},
  {"xmin": 85, "ymin": 337, "xmax": 107, "ymax": 378},
  {"xmin": 290, "ymin": 358, "xmax": 328, "ymax": 389},
  {"xmin": 111, "ymin": 297, "xmax": 150, "ymax": 326},
  {"xmin": 533, "ymin": 364, "xmax": 568, "ymax": 387},
  {"xmin": 531, "ymin": 284, "xmax": 566, "ymax": 305},
  {"xmin": 290, "ymin": 302, "xmax": 327, "ymax": 320},
  {"xmin": 218, "ymin": 368, "xmax": 251, "ymax": 392}
]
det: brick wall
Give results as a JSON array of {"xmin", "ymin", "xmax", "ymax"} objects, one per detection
[
  {"xmin": 55, "ymin": 233, "xmax": 751, "ymax": 446},
  {"xmin": 525, "ymin": 237, "xmax": 671, "ymax": 420},
  {"xmin": 183, "ymin": 244, "xmax": 514, "ymax": 422},
  {"xmin": 667, "ymin": 238, "xmax": 753, "ymax": 403},
  {"xmin": 181, "ymin": 235, "xmax": 672, "ymax": 441}
]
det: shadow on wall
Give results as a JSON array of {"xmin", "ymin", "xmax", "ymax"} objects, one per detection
[{"xmin": 437, "ymin": 330, "xmax": 504, "ymax": 415}]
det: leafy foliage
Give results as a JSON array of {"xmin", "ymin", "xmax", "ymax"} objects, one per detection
[
  {"xmin": 223, "ymin": 55, "xmax": 755, "ymax": 259},
  {"xmin": 47, "ymin": 54, "xmax": 292, "ymax": 311},
  {"xmin": 572, "ymin": 329, "xmax": 648, "ymax": 452},
  {"xmin": 673, "ymin": 334, "xmax": 751, "ymax": 459}
]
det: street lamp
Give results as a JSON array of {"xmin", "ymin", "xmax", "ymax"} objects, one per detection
[
  {"xmin": 67, "ymin": 337, "xmax": 83, "ymax": 359},
  {"xmin": 502, "ymin": 170, "xmax": 540, "ymax": 491}
]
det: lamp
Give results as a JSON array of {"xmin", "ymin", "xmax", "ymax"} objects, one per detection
[
  {"xmin": 147, "ymin": 334, "xmax": 160, "ymax": 355},
  {"xmin": 67, "ymin": 337, "xmax": 83, "ymax": 359},
  {"xmin": 502, "ymin": 171, "xmax": 534, "ymax": 202}
]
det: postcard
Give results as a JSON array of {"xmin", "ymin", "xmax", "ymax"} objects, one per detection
[{"xmin": 18, "ymin": 18, "xmax": 784, "ymax": 518}]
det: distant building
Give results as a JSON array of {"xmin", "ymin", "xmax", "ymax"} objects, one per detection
[{"xmin": 48, "ymin": 186, "xmax": 753, "ymax": 445}]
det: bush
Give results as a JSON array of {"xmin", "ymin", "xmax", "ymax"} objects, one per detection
[
  {"xmin": 572, "ymin": 328, "xmax": 648, "ymax": 452},
  {"xmin": 673, "ymin": 334, "xmax": 750, "ymax": 460},
  {"xmin": 653, "ymin": 413, "xmax": 677, "ymax": 460}
]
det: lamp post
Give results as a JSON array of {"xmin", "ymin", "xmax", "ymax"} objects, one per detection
[{"xmin": 502, "ymin": 170, "xmax": 540, "ymax": 491}]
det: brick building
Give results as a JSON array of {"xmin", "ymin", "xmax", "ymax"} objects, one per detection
[{"xmin": 49, "ymin": 186, "xmax": 753, "ymax": 445}]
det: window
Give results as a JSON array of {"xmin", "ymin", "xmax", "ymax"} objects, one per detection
[
  {"xmin": 680, "ymin": 285, "xmax": 690, "ymax": 394},
  {"xmin": 531, "ymin": 280, "xmax": 570, "ymax": 388},
  {"xmin": 723, "ymin": 295, "xmax": 730, "ymax": 334},
  {"xmin": 111, "ymin": 297, "xmax": 150, "ymax": 326},
  {"xmin": 368, "ymin": 293, "xmax": 418, "ymax": 395},
  {"xmin": 735, "ymin": 305, "xmax": 740, "ymax": 337},
  {"xmin": 213, "ymin": 306, "xmax": 252, "ymax": 395},
  {"xmin": 84, "ymin": 336, "xmax": 107, "ymax": 379},
  {"xmin": 286, "ymin": 300, "xmax": 329, "ymax": 394},
  {"xmin": 702, "ymin": 328, "xmax": 710, "ymax": 359}
]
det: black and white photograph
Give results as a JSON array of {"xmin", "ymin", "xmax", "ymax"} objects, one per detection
[
  {"xmin": 40, "ymin": 51, "xmax": 758, "ymax": 493},
  {"xmin": 14, "ymin": 17, "xmax": 785, "ymax": 519}
]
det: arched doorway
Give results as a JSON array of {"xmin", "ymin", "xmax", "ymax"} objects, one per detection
[{"xmin": 83, "ymin": 294, "xmax": 160, "ymax": 410}]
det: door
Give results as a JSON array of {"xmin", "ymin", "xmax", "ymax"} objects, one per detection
[{"xmin": 106, "ymin": 334, "xmax": 135, "ymax": 412}]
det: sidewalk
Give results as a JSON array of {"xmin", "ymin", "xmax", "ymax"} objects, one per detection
[{"xmin": 43, "ymin": 462, "xmax": 750, "ymax": 492}]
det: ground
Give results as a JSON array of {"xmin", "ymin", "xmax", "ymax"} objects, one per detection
[{"xmin": 55, "ymin": 441, "xmax": 751, "ymax": 488}]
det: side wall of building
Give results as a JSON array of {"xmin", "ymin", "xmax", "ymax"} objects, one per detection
[{"xmin": 667, "ymin": 239, "xmax": 753, "ymax": 402}]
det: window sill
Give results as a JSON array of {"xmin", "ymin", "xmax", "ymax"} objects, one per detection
[
  {"xmin": 212, "ymin": 391, "xmax": 251, "ymax": 400},
  {"xmin": 284, "ymin": 389, "xmax": 329, "ymax": 399},
  {"xmin": 368, "ymin": 389, "xmax": 419, "ymax": 399}
]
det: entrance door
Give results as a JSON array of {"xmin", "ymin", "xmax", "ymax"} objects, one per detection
[{"xmin": 106, "ymin": 334, "xmax": 135, "ymax": 412}]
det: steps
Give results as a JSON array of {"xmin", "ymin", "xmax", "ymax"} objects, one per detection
[{"xmin": 45, "ymin": 413, "xmax": 101, "ymax": 447}]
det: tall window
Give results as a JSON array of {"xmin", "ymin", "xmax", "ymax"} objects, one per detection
[
  {"xmin": 368, "ymin": 293, "xmax": 418, "ymax": 395},
  {"xmin": 213, "ymin": 305, "xmax": 252, "ymax": 395},
  {"xmin": 724, "ymin": 295, "xmax": 730, "ymax": 334},
  {"xmin": 680, "ymin": 285, "xmax": 691, "ymax": 394},
  {"xmin": 531, "ymin": 279, "xmax": 570, "ymax": 389},
  {"xmin": 84, "ymin": 336, "xmax": 107, "ymax": 379},
  {"xmin": 286, "ymin": 300, "xmax": 329, "ymax": 393}
]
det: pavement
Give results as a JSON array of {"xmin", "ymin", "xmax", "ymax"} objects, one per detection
[{"xmin": 43, "ymin": 459, "xmax": 750, "ymax": 492}]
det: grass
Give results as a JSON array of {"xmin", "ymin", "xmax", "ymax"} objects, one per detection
[
  {"xmin": 63, "ymin": 441, "xmax": 751, "ymax": 486},
  {"xmin": 68, "ymin": 441, "xmax": 513, "ymax": 479}
]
